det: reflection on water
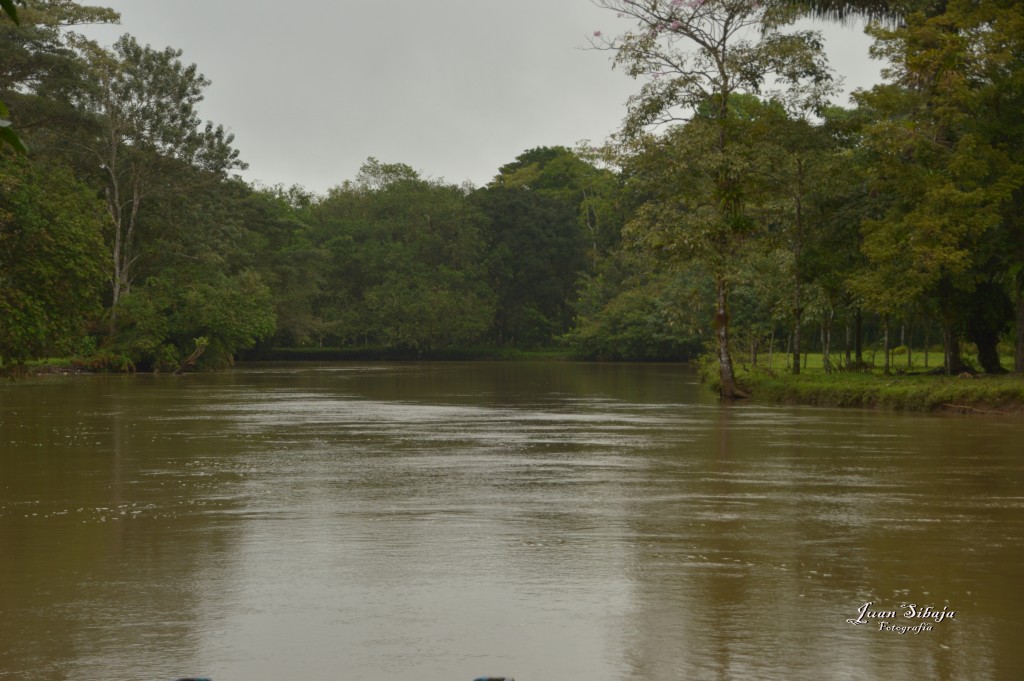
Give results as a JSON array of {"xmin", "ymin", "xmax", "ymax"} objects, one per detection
[{"xmin": 1, "ymin": 362, "xmax": 1023, "ymax": 680}]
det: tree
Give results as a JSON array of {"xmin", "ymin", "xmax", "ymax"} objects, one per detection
[
  {"xmin": 475, "ymin": 147, "xmax": 617, "ymax": 346},
  {"xmin": 854, "ymin": 0, "xmax": 1024, "ymax": 373},
  {"xmin": 237, "ymin": 186, "xmax": 328, "ymax": 347},
  {"xmin": 594, "ymin": 0, "xmax": 833, "ymax": 396},
  {"xmin": 0, "ymin": 156, "xmax": 107, "ymax": 367},
  {"xmin": 0, "ymin": 0, "xmax": 119, "ymax": 155},
  {"xmin": 569, "ymin": 245, "xmax": 712, "ymax": 360},
  {"xmin": 785, "ymin": 0, "xmax": 903, "ymax": 22},
  {"xmin": 76, "ymin": 34, "xmax": 245, "ymax": 330},
  {"xmin": 490, "ymin": 146, "xmax": 624, "ymax": 267},
  {"xmin": 475, "ymin": 184, "xmax": 581, "ymax": 345},
  {"xmin": 0, "ymin": 0, "xmax": 22, "ymax": 23},
  {"xmin": 115, "ymin": 267, "xmax": 276, "ymax": 370},
  {"xmin": 306, "ymin": 159, "xmax": 495, "ymax": 352},
  {"xmin": 98, "ymin": 169, "xmax": 281, "ymax": 370},
  {"xmin": 756, "ymin": 105, "xmax": 863, "ymax": 374},
  {"xmin": 0, "ymin": 0, "xmax": 27, "ymax": 152}
]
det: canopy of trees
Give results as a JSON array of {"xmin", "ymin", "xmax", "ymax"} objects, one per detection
[{"xmin": 2, "ymin": 0, "xmax": 1022, "ymax": 379}]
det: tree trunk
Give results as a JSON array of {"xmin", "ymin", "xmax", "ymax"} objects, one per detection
[
  {"xmin": 943, "ymin": 326, "xmax": 952, "ymax": 376},
  {"xmin": 943, "ymin": 325, "xmax": 969, "ymax": 375},
  {"xmin": 715, "ymin": 276, "xmax": 747, "ymax": 399},
  {"xmin": 1016, "ymin": 283, "xmax": 1024, "ymax": 373},
  {"xmin": 104, "ymin": 146, "xmax": 145, "ymax": 335},
  {"xmin": 924, "ymin": 325, "xmax": 930, "ymax": 369},
  {"xmin": 791, "ymin": 286, "xmax": 802, "ymax": 375},
  {"xmin": 883, "ymin": 319, "xmax": 891, "ymax": 375},
  {"xmin": 906, "ymin": 320, "xmax": 912, "ymax": 371},
  {"xmin": 854, "ymin": 309, "xmax": 863, "ymax": 370},
  {"xmin": 173, "ymin": 337, "xmax": 208, "ymax": 375},
  {"xmin": 822, "ymin": 308, "xmax": 833, "ymax": 375},
  {"xmin": 844, "ymin": 314, "xmax": 852, "ymax": 370},
  {"xmin": 964, "ymin": 280, "xmax": 1011, "ymax": 374},
  {"xmin": 974, "ymin": 329, "xmax": 1006, "ymax": 374}
]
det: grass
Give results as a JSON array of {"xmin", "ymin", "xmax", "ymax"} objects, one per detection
[{"xmin": 715, "ymin": 352, "xmax": 1024, "ymax": 414}]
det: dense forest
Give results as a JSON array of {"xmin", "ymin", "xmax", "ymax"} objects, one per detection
[{"xmin": 2, "ymin": 0, "xmax": 1022, "ymax": 388}]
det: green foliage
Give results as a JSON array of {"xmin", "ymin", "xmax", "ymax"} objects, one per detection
[
  {"xmin": 477, "ymin": 146, "xmax": 623, "ymax": 348},
  {"xmin": 848, "ymin": 0, "xmax": 1024, "ymax": 371},
  {"xmin": 72, "ymin": 32, "xmax": 246, "ymax": 323},
  {"xmin": 2, "ymin": 0, "xmax": 1023, "ymax": 386},
  {"xmin": 0, "ymin": 101, "xmax": 27, "ymax": 154},
  {"xmin": 474, "ymin": 181, "xmax": 585, "ymax": 345},
  {"xmin": 569, "ymin": 253, "xmax": 710, "ymax": 361},
  {"xmin": 304, "ymin": 159, "xmax": 495, "ymax": 352},
  {"xmin": 1, "ymin": 1, "xmax": 119, "ymax": 155},
  {"xmin": 1, "ymin": 0, "xmax": 23, "ymax": 23},
  {"xmin": 0, "ymin": 0, "xmax": 25, "ymax": 152},
  {"xmin": 568, "ymin": 282, "xmax": 706, "ymax": 361},
  {"xmin": 0, "ymin": 156, "xmax": 106, "ymax": 368},
  {"xmin": 113, "ymin": 268, "xmax": 276, "ymax": 370},
  {"xmin": 237, "ymin": 186, "xmax": 328, "ymax": 347},
  {"xmin": 363, "ymin": 267, "xmax": 493, "ymax": 353},
  {"xmin": 594, "ymin": 0, "xmax": 835, "ymax": 396},
  {"xmin": 492, "ymin": 145, "xmax": 625, "ymax": 263},
  {"xmin": 77, "ymin": 348, "xmax": 134, "ymax": 372}
]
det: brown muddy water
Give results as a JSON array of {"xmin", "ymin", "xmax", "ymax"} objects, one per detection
[{"xmin": 1, "ymin": 362, "xmax": 1023, "ymax": 680}]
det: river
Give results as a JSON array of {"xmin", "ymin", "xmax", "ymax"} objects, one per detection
[{"xmin": 1, "ymin": 362, "xmax": 1022, "ymax": 680}]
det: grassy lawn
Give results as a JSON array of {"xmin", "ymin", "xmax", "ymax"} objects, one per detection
[
  {"xmin": 716, "ymin": 352, "xmax": 1024, "ymax": 414},
  {"xmin": 741, "ymin": 347, "xmax": 954, "ymax": 373}
]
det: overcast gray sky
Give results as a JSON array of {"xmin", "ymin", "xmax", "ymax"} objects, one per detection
[{"xmin": 82, "ymin": 1, "xmax": 882, "ymax": 193}]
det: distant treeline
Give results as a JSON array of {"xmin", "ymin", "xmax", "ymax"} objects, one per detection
[{"xmin": 2, "ymin": 1, "xmax": 1022, "ymax": 377}]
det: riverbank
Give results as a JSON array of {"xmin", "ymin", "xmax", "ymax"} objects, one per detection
[
  {"xmin": 6, "ymin": 346, "xmax": 575, "ymax": 376},
  {"xmin": 237, "ymin": 346, "xmax": 573, "ymax": 362},
  {"xmin": 15, "ymin": 351, "xmax": 1024, "ymax": 415},
  {"xmin": 724, "ymin": 366, "xmax": 1024, "ymax": 414}
]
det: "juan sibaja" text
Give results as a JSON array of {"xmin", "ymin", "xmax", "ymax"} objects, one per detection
[{"xmin": 846, "ymin": 601, "xmax": 955, "ymax": 633}]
